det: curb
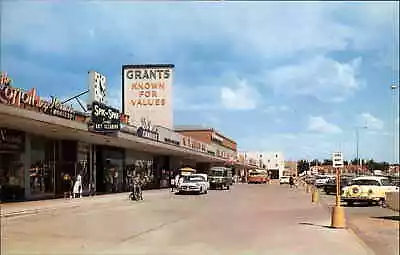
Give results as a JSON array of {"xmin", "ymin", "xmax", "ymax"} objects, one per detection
[
  {"xmin": 318, "ymin": 193, "xmax": 377, "ymax": 255},
  {"xmin": 1, "ymin": 190, "xmax": 170, "ymax": 218}
]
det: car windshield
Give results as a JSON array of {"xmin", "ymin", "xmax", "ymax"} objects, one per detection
[
  {"xmin": 352, "ymin": 179, "xmax": 380, "ymax": 186},
  {"xmin": 210, "ymin": 170, "xmax": 225, "ymax": 177},
  {"xmin": 380, "ymin": 179, "xmax": 392, "ymax": 186},
  {"xmin": 184, "ymin": 176, "xmax": 204, "ymax": 183}
]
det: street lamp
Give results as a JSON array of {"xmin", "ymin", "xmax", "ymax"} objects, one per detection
[
  {"xmin": 355, "ymin": 125, "xmax": 368, "ymax": 176},
  {"xmin": 391, "ymin": 81, "xmax": 399, "ymax": 167}
]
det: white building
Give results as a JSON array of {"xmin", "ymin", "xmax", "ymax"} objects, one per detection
[
  {"xmin": 262, "ymin": 152, "xmax": 285, "ymax": 179},
  {"xmin": 245, "ymin": 151, "xmax": 285, "ymax": 179}
]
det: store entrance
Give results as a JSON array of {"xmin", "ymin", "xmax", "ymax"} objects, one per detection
[{"xmin": 0, "ymin": 152, "xmax": 25, "ymax": 202}]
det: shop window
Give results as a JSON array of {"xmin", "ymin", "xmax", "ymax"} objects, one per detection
[
  {"xmin": 0, "ymin": 153, "xmax": 25, "ymax": 201},
  {"xmin": 30, "ymin": 136, "xmax": 56, "ymax": 195}
]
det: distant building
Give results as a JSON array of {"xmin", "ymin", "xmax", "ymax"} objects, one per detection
[{"xmin": 246, "ymin": 151, "xmax": 285, "ymax": 179}]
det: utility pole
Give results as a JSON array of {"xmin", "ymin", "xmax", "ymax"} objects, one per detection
[{"xmin": 391, "ymin": 81, "xmax": 399, "ymax": 167}]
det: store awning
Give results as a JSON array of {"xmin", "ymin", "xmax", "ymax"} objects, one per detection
[{"xmin": 0, "ymin": 104, "xmax": 224, "ymax": 163}]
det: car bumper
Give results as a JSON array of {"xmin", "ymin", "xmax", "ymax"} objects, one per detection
[
  {"xmin": 179, "ymin": 187, "xmax": 201, "ymax": 192},
  {"xmin": 342, "ymin": 197, "xmax": 381, "ymax": 202}
]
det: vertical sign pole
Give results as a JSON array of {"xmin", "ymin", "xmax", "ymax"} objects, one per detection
[
  {"xmin": 336, "ymin": 166, "xmax": 341, "ymax": 207},
  {"xmin": 331, "ymin": 152, "xmax": 346, "ymax": 228}
]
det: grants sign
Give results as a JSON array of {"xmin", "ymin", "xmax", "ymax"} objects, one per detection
[
  {"xmin": 91, "ymin": 101, "xmax": 121, "ymax": 132},
  {"xmin": 122, "ymin": 64, "xmax": 174, "ymax": 129},
  {"xmin": 136, "ymin": 117, "xmax": 159, "ymax": 141}
]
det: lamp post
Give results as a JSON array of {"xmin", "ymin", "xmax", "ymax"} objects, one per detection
[
  {"xmin": 391, "ymin": 81, "xmax": 399, "ymax": 167},
  {"xmin": 355, "ymin": 126, "xmax": 368, "ymax": 176}
]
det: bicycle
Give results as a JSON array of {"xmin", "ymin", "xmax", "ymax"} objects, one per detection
[{"xmin": 129, "ymin": 182, "xmax": 143, "ymax": 201}]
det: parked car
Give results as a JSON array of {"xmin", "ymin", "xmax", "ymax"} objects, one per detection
[
  {"xmin": 178, "ymin": 175, "xmax": 208, "ymax": 195},
  {"xmin": 323, "ymin": 177, "xmax": 352, "ymax": 195},
  {"xmin": 279, "ymin": 176, "xmax": 290, "ymax": 185},
  {"xmin": 315, "ymin": 176, "xmax": 332, "ymax": 188},
  {"xmin": 208, "ymin": 167, "xmax": 232, "ymax": 190},
  {"xmin": 342, "ymin": 176, "xmax": 399, "ymax": 206},
  {"xmin": 191, "ymin": 173, "xmax": 210, "ymax": 190}
]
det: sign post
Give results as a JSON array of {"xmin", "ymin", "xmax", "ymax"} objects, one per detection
[{"xmin": 331, "ymin": 152, "xmax": 346, "ymax": 228}]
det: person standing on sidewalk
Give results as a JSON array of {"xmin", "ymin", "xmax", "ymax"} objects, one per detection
[
  {"xmin": 170, "ymin": 176, "xmax": 176, "ymax": 192},
  {"xmin": 289, "ymin": 175, "xmax": 294, "ymax": 188},
  {"xmin": 73, "ymin": 173, "xmax": 82, "ymax": 198}
]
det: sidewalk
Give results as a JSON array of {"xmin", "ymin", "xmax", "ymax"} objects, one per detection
[
  {"xmin": 0, "ymin": 189, "xmax": 170, "ymax": 218},
  {"xmin": 317, "ymin": 191, "xmax": 399, "ymax": 255}
]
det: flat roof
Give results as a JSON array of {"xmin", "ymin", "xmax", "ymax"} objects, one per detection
[
  {"xmin": 174, "ymin": 125, "xmax": 237, "ymax": 144},
  {"xmin": 122, "ymin": 64, "xmax": 175, "ymax": 69}
]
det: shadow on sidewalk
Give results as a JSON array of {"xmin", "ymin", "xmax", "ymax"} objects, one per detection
[
  {"xmin": 298, "ymin": 222, "xmax": 335, "ymax": 229},
  {"xmin": 371, "ymin": 215, "xmax": 400, "ymax": 221}
]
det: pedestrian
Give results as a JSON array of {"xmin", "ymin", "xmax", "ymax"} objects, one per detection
[
  {"xmin": 170, "ymin": 176, "xmax": 176, "ymax": 192},
  {"xmin": 73, "ymin": 173, "xmax": 82, "ymax": 198},
  {"xmin": 174, "ymin": 174, "xmax": 180, "ymax": 189},
  {"xmin": 178, "ymin": 175, "xmax": 184, "ymax": 188},
  {"xmin": 62, "ymin": 173, "xmax": 72, "ymax": 199},
  {"xmin": 289, "ymin": 175, "xmax": 294, "ymax": 188}
]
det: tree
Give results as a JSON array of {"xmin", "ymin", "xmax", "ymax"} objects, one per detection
[
  {"xmin": 322, "ymin": 159, "xmax": 333, "ymax": 166},
  {"xmin": 297, "ymin": 160, "xmax": 310, "ymax": 174},
  {"xmin": 309, "ymin": 159, "xmax": 320, "ymax": 167}
]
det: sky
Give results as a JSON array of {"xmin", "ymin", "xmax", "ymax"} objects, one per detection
[{"xmin": 1, "ymin": 1, "xmax": 399, "ymax": 162}]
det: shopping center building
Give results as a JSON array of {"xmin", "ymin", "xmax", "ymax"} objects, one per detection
[{"xmin": 0, "ymin": 70, "xmax": 254, "ymax": 202}]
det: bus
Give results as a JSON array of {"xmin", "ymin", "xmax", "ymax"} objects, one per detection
[{"xmin": 248, "ymin": 169, "xmax": 268, "ymax": 184}]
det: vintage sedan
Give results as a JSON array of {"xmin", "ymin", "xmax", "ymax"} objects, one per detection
[
  {"xmin": 342, "ymin": 176, "xmax": 399, "ymax": 206},
  {"xmin": 178, "ymin": 175, "xmax": 208, "ymax": 195}
]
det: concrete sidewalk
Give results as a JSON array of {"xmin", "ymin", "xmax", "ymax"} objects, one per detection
[{"xmin": 0, "ymin": 189, "xmax": 170, "ymax": 218}]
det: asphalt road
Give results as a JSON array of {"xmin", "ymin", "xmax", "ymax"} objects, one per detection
[
  {"xmin": 319, "ymin": 191, "xmax": 400, "ymax": 255},
  {"xmin": 2, "ymin": 184, "xmax": 372, "ymax": 255}
]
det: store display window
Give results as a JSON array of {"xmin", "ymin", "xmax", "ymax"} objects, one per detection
[
  {"xmin": 0, "ymin": 153, "xmax": 25, "ymax": 201},
  {"xmin": 30, "ymin": 136, "xmax": 56, "ymax": 195}
]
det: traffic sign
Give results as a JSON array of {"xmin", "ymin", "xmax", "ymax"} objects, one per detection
[{"xmin": 332, "ymin": 152, "xmax": 343, "ymax": 168}]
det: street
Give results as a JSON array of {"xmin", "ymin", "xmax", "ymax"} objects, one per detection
[
  {"xmin": 2, "ymin": 184, "xmax": 373, "ymax": 255},
  {"xmin": 319, "ymin": 192, "xmax": 400, "ymax": 255}
]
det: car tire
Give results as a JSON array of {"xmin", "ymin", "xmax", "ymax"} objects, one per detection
[
  {"xmin": 227, "ymin": 185, "xmax": 230, "ymax": 190},
  {"xmin": 204, "ymin": 189, "xmax": 208, "ymax": 194},
  {"xmin": 347, "ymin": 201, "xmax": 354, "ymax": 206}
]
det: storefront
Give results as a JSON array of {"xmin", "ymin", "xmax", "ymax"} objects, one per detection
[
  {"xmin": 95, "ymin": 145, "xmax": 124, "ymax": 194},
  {"xmin": 0, "ymin": 128, "xmax": 25, "ymax": 201}
]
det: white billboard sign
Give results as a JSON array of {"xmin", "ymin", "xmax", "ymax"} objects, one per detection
[
  {"xmin": 332, "ymin": 152, "xmax": 344, "ymax": 168},
  {"xmin": 88, "ymin": 71, "xmax": 107, "ymax": 104},
  {"xmin": 122, "ymin": 64, "xmax": 174, "ymax": 129}
]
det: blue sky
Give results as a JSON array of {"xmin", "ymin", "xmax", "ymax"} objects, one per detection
[{"xmin": 1, "ymin": 1, "xmax": 399, "ymax": 162}]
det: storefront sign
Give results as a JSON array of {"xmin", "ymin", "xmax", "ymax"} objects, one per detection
[
  {"xmin": 0, "ymin": 128, "xmax": 24, "ymax": 151},
  {"xmin": 182, "ymin": 136, "xmax": 208, "ymax": 153},
  {"xmin": 122, "ymin": 64, "xmax": 174, "ymax": 129},
  {"xmin": 91, "ymin": 101, "xmax": 121, "ymax": 132},
  {"xmin": 156, "ymin": 125, "xmax": 181, "ymax": 146},
  {"xmin": 136, "ymin": 117, "xmax": 159, "ymax": 141},
  {"xmin": 211, "ymin": 133, "xmax": 224, "ymax": 143},
  {"xmin": 0, "ymin": 72, "xmax": 12, "ymax": 86},
  {"xmin": 88, "ymin": 71, "xmax": 107, "ymax": 104},
  {"xmin": 0, "ymin": 76, "xmax": 84, "ymax": 121}
]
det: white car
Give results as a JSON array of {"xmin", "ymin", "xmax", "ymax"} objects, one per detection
[
  {"xmin": 191, "ymin": 173, "xmax": 210, "ymax": 190},
  {"xmin": 178, "ymin": 175, "xmax": 208, "ymax": 194},
  {"xmin": 315, "ymin": 176, "xmax": 331, "ymax": 188},
  {"xmin": 342, "ymin": 176, "xmax": 399, "ymax": 206},
  {"xmin": 280, "ymin": 176, "xmax": 290, "ymax": 185}
]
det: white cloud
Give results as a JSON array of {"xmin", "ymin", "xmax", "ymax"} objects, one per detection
[
  {"xmin": 359, "ymin": 112, "xmax": 384, "ymax": 130},
  {"xmin": 220, "ymin": 79, "xmax": 260, "ymax": 110},
  {"xmin": 307, "ymin": 116, "xmax": 342, "ymax": 134},
  {"xmin": 264, "ymin": 56, "xmax": 362, "ymax": 102},
  {"xmin": 263, "ymin": 105, "xmax": 292, "ymax": 114}
]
